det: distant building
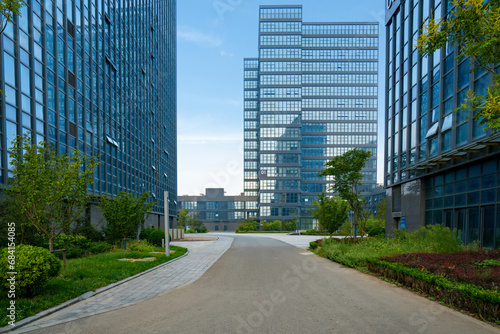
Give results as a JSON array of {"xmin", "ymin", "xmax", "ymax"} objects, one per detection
[
  {"xmin": 385, "ymin": 1, "xmax": 500, "ymax": 248},
  {"xmin": 365, "ymin": 185, "xmax": 386, "ymax": 217},
  {"xmin": 244, "ymin": 5, "xmax": 379, "ymax": 229},
  {"xmin": 178, "ymin": 189, "xmax": 258, "ymax": 232},
  {"xmin": 0, "ymin": 1, "xmax": 177, "ymax": 226}
]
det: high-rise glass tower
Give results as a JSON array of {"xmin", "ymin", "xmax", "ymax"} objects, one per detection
[
  {"xmin": 0, "ymin": 0, "xmax": 177, "ymax": 224},
  {"xmin": 244, "ymin": 5, "xmax": 379, "ymax": 228},
  {"xmin": 385, "ymin": 0, "xmax": 500, "ymax": 248}
]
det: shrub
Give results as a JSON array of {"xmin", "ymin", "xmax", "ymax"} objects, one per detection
[
  {"xmin": 194, "ymin": 224, "xmax": 208, "ymax": 233},
  {"xmin": 317, "ymin": 224, "xmax": 469, "ymax": 269},
  {"xmin": 139, "ymin": 228, "xmax": 168, "ymax": 246},
  {"xmin": 87, "ymin": 241, "xmax": 113, "ymax": 255},
  {"xmin": 0, "ymin": 245, "xmax": 61, "ymax": 296},
  {"xmin": 139, "ymin": 228, "xmax": 153, "ymax": 241},
  {"xmin": 394, "ymin": 224, "xmax": 464, "ymax": 253},
  {"xmin": 309, "ymin": 239, "xmax": 323, "ymax": 250},
  {"xmin": 236, "ymin": 218, "xmax": 259, "ymax": 232},
  {"xmin": 45, "ymin": 234, "xmax": 91, "ymax": 251},
  {"xmin": 41, "ymin": 234, "xmax": 112, "ymax": 258},
  {"xmin": 367, "ymin": 258, "xmax": 500, "ymax": 321},
  {"xmin": 127, "ymin": 240, "xmax": 156, "ymax": 252},
  {"xmin": 301, "ymin": 229, "xmax": 330, "ymax": 236},
  {"xmin": 148, "ymin": 229, "xmax": 166, "ymax": 246},
  {"xmin": 367, "ymin": 226, "xmax": 385, "ymax": 237}
]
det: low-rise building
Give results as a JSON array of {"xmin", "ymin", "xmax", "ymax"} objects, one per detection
[{"xmin": 178, "ymin": 188, "xmax": 258, "ymax": 232}]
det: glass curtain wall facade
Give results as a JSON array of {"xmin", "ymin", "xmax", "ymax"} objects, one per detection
[
  {"xmin": 244, "ymin": 5, "xmax": 379, "ymax": 229},
  {"xmin": 385, "ymin": 0, "xmax": 500, "ymax": 248},
  {"xmin": 0, "ymin": 0, "xmax": 177, "ymax": 221}
]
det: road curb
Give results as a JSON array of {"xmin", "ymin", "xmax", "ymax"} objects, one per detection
[{"xmin": 0, "ymin": 250, "xmax": 190, "ymax": 334}]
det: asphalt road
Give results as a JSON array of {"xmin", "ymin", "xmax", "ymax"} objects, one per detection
[{"xmin": 31, "ymin": 235, "xmax": 498, "ymax": 334}]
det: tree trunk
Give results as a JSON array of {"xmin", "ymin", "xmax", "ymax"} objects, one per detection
[
  {"xmin": 353, "ymin": 209, "xmax": 358, "ymax": 237},
  {"xmin": 48, "ymin": 236, "xmax": 54, "ymax": 252}
]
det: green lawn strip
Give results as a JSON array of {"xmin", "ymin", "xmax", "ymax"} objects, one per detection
[
  {"xmin": 367, "ymin": 258, "xmax": 500, "ymax": 322},
  {"xmin": 0, "ymin": 245, "xmax": 187, "ymax": 327}
]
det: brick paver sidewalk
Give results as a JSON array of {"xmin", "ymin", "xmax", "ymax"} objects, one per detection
[{"xmin": 8, "ymin": 236, "xmax": 233, "ymax": 334}]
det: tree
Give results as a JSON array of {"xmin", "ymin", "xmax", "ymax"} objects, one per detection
[
  {"xmin": 7, "ymin": 134, "xmax": 98, "ymax": 251},
  {"xmin": 177, "ymin": 208, "xmax": 205, "ymax": 232},
  {"xmin": 236, "ymin": 218, "xmax": 258, "ymax": 232},
  {"xmin": 375, "ymin": 198, "xmax": 386, "ymax": 222},
  {"xmin": 0, "ymin": 1, "xmax": 25, "ymax": 94},
  {"xmin": 0, "ymin": 0, "xmax": 24, "ymax": 35},
  {"xmin": 100, "ymin": 191, "xmax": 154, "ymax": 244},
  {"xmin": 417, "ymin": 0, "xmax": 500, "ymax": 130},
  {"xmin": 281, "ymin": 218, "xmax": 297, "ymax": 231},
  {"xmin": 309, "ymin": 193, "xmax": 350, "ymax": 236},
  {"xmin": 177, "ymin": 208, "xmax": 193, "ymax": 227},
  {"xmin": 318, "ymin": 148, "xmax": 372, "ymax": 237}
]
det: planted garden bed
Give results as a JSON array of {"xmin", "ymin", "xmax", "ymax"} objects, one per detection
[
  {"xmin": 379, "ymin": 250, "xmax": 500, "ymax": 291},
  {"xmin": 367, "ymin": 250, "xmax": 500, "ymax": 322}
]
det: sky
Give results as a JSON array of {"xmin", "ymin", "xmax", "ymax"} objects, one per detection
[{"xmin": 177, "ymin": 0, "xmax": 388, "ymax": 196}]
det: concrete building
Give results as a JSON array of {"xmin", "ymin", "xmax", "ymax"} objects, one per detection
[
  {"xmin": 0, "ymin": 0, "xmax": 177, "ymax": 226},
  {"xmin": 384, "ymin": 0, "xmax": 500, "ymax": 248},
  {"xmin": 244, "ymin": 5, "xmax": 379, "ymax": 229},
  {"xmin": 178, "ymin": 188, "xmax": 258, "ymax": 232}
]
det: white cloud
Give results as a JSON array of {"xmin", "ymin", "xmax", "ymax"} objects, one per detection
[
  {"xmin": 177, "ymin": 25, "xmax": 224, "ymax": 47},
  {"xmin": 220, "ymin": 50, "xmax": 234, "ymax": 57}
]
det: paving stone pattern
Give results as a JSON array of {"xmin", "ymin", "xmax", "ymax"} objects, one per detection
[{"xmin": 10, "ymin": 237, "xmax": 233, "ymax": 333}]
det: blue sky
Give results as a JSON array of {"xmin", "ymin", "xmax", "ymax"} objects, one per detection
[{"xmin": 177, "ymin": 0, "xmax": 388, "ymax": 196}]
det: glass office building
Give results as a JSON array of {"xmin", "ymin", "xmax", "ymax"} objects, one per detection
[
  {"xmin": 244, "ymin": 5, "xmax": 379, "ymax": 229},
  {"xmin": 385, "ymin": 0, "xmax": 500, "ymax": 247},
  {"xmin": 0, "ymin": 0, "xmax": 177, "ymax": 225}
]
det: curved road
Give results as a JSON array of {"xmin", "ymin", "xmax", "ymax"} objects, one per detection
[{"xmin": 28, "ymin": 234, "xmax": 498, "ymax": 334}]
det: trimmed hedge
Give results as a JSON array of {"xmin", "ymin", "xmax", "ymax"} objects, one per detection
[
  {"xmin": 367, "ymin": 258, "xmax": 500, "ymax": 321},
  {"xmin": 0, "ymin": 245, "xmax": 61, "ymax": 296},
  {"xmin": 309, "ymin": 239, "xmax": 323, "ymax": 250}
]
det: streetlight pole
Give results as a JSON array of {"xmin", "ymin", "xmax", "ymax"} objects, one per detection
[{"xmin": 164, "ymin": 191, "xmax": 170, "ymax": 256}]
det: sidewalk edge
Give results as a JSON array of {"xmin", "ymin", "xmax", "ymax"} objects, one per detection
[{"xmin": 0, "ymin": 250, "xmax": 190, "ymax": 334}]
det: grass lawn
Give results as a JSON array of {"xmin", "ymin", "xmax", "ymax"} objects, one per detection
[
  {"xmin": 0, "ymin": 245, "xmax": 187, "ymax": 327},
  {"xmin": 312, "ymin": 225, "xmax": 468, "ymax": 269}
]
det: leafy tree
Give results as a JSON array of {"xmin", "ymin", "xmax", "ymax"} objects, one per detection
[
  {"xmin": 177, "ymin": 208, "xmax": 192, "ymax": 227},
  {"xmin": 375, "ymin": 198, "xmax": 386, "ymax": 222},
  {"xmin": 6, "ymin": 134, "xmax": 98, "ymax": 251},
  {"xmin": 100, "ymin": 191, "xmax": 154, "ymax": 244},
  {"xmin": 236, "ymin": 218, "xmax": 259, "ymax": 232},
  {"xmin": 281, "ymin": 218, "xmax": 297, "ymax": 231},
  {"xmin": 177, "ymin": 208, "xmax": 203, "ymax": 228},
  {"xmin": 318, "ymin": 148, "xmax": 372, "ymax": 237},
  {"xmin": 261, "ymin": 220, "xmax": 281, "ymax": 231},
  {"xmin": 309, "ymin": 193, "xmax": 350, "ymax": 236},
  {"xmin": 0, "ymin": 1, "xmax": 24, "ymax": 96},
  {"xmin": 417, "ymin": 0, "xmax": 500, "ymax": 130},
  {"xmin": 0, "ymin": 0, "xmax": 24, "ymax": 35}
]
